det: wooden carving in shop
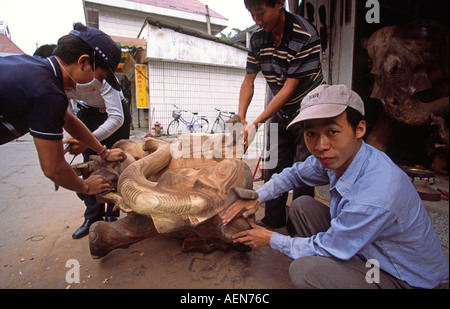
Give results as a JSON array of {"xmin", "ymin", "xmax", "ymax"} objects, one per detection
[
  {"xmin": 363, "ymin": 20, "xmax": 448, "ymax": 172},
  {"xmin": 73, "ymin": 133, "xmax": 256, "ymax": 259}
]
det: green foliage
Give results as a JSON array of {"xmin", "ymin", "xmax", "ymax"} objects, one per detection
[{"xmin": 220, "ymin": 28, "xmax": 243, "ymax": 40}]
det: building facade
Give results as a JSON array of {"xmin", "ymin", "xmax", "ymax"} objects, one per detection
[
  {"xmin": 83, "ymin": 0, "xmax": 267, "ymax": 135},
  {"xmin": 0, "ymin": 20, "xmax": 24, "ymax": 57}
]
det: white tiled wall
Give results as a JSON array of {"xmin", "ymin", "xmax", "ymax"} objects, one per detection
[{"xmin": 143, "ymin": 60, "xmax": 267, "ymax": 134}]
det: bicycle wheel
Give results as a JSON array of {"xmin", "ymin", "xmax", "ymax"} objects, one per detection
[
  {"xmin": 167, "ymin": 119, "xmax": 182, "ymax": 136},
  {"xmin": 210, "ymin": 119, "xmax": 220, "ymax": 133},
  {"xmin": 193, "ymin": 118, "xmax": 209, "ymax": 133},
  {"xmin": 220, "ymin": 118, "xmax": 227, "ymax": 133}
]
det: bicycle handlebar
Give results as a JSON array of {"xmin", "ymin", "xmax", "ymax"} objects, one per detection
[
  {"xmin": 214, "ymin": 107, "xmax": 235, "ymax": 116},
  {"xmin": 173, "ymin": 104, "xmax": 188, "ymax": 113}
]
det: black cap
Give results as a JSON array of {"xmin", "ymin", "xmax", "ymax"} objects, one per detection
[{"xmin": 70, "ymin": 27, "xmax": 121, "ymax": 91}]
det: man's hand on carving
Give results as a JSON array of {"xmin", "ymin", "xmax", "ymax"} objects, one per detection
[
  {"xmin": 222, "ymin": 198, "xmax": 260, "ymax": 225},
  {"xmin": 232, "ymin": 218, "xmax": 273, "ymax": 248},
  {"xmin": 105, "ymin": 148, "xmax": 127, "ymax": 162},
  {"xmin": 82, "ymin": 175, "xmax": 113, "ymax": 195},
  {"xmin": 64, "ymin": 136, "xmax": 127, "ymax": 162}
]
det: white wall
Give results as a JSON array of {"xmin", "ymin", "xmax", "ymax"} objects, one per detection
[
  {"xmin": 141, "ymin": 24, "xmax": 248, "ymax": 68},
  {"xmin": 303, "ymin": 0, "xmax": 356, "ymax": 87},
  {"xmin": 145, "ymin": 61, "xmax": 267, "ymax": 133},
  {"xmin": 133, "ymin": 23, "xmax": 267, "ymax": 134}
]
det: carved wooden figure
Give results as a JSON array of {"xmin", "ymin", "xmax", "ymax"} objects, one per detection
[
  {"xmin": 73, "ymin": 134, "xmax": 255, "ymax": 259},
  {"xmin": 364, "ymin": 20, "xmax": 449, "ymax": 172}
]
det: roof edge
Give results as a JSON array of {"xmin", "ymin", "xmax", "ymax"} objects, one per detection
[{"xmin": 139, "ymin": 16, "xmax": 248, "ymax": 51}]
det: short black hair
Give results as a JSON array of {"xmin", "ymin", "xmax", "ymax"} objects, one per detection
[
  {"xmin": 33, "ymin": 44, "xmax": 56, "ymax": 58},
  {"xmin": 53, "ymin": 22, "xmax": 108, "ymax": 70},
  {"xmin": 345, "ymin": 106, "xmax": 365, "ymax": 132},
  {"xmin": 244, "ymin": 0, "xmax": 279, "ymax": 10}
]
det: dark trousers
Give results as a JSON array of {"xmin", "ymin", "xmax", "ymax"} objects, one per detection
[
  {"xmin": 288, "ymin": 196, "xmax": 416, "ymax": 289},
  {"xmin": 262, "ymin": 112, "xmax": 314, "ymax": 228},
  {"xmin": 77, "ymin": 100, "xmax": 131, "ymax": 220}
]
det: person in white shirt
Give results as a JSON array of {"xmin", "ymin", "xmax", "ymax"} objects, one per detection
[{"xmin": 65, "ymin": 68, "xmax": 131, "ymax": 239}]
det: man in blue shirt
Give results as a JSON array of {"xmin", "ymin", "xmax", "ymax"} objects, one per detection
[
  {"xmin": 223, "ymin": 84, "xmax": 449, "ymax": 289},
  {"xmin": 0, "ymin": 24, "xmax": 126, "ymax": 195}
]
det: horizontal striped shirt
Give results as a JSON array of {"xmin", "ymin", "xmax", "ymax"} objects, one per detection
[{"xmin": 247, "ymin": 10, "xmax": 324, "ymax": 116}]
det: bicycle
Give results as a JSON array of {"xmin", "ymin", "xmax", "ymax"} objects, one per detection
[
  {"xmin": 210, "ymin": 107, "xmax": 236, "ymax": 133},
  {"xmin": 167, "ymin": 104, "xmax": 209, "ymax": 136}
]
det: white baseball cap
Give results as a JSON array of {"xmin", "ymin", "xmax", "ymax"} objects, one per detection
[{"xmin": 287, "ymin": 84, "xmax": 365, "ymax": 129}]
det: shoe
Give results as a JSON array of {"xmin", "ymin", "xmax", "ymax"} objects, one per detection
[
  {"xmin": 104, "ymin": 216, "xmax": 118, "ymax": 222},
  {"xmin": 256, "ymin": 219, "xmax": 271, "ymax": 228},
  {"xmin": 255, "ymin": 219, "xmax": 279, "ymax": 231},
  {"xmin": 72, "ymin": 218, "xmax": 103, "ymax": 239},
  {"xmin": 256, "ymin": 219, "xmax": 285, "ymax": 230}
]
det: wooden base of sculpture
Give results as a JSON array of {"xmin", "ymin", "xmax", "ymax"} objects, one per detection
[{"xmin": 89, "ymin": 213, "xmax": 251, "ymax": 259}]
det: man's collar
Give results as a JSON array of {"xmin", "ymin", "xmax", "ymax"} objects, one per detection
[
  {"xmin": 281, "ymin": 10, "xmax": 295, "ymax": 44},
  {"xmin": 264, "ymin": 9, "xmax": 295, "ymax": 46},
  {"xmin": 331, "ymin": 141, "xmax": 368, "ymax": 196},
  {"xmin": 46, "ymin": 56, "xmax": 64, "ymax": 83}
]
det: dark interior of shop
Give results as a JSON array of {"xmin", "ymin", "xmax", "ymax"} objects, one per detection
[
  {"xmin": 294, "ymin": 0, "xmax": 448, "ymax": 170},
  {"xmin": 353, "ymin": 0, "xmax": 448, "ymax": 170}
]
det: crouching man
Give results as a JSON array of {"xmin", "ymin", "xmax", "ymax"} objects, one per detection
[{"xmin": 223, "ymin": 84, "xmax": 449, "ymax": 289}]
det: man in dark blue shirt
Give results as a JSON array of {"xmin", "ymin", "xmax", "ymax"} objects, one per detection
[{"xmin": 0, "ymin": 24, "xmax": 126, "ymax": 195}]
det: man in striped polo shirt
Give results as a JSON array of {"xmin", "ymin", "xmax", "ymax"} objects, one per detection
[{"xmin": 238, "ymin": 0, "xmax": 324, "ymax": 230}]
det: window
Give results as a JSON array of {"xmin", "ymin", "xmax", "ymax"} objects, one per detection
[{"xmin": 86, "ymin": 8, "xmax": 99, "ymax": 29}]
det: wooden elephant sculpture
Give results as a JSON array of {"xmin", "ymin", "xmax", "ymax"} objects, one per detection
[{"xmin": 73, "ymin": 134, "xmax": 255, "ymax": 259}]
